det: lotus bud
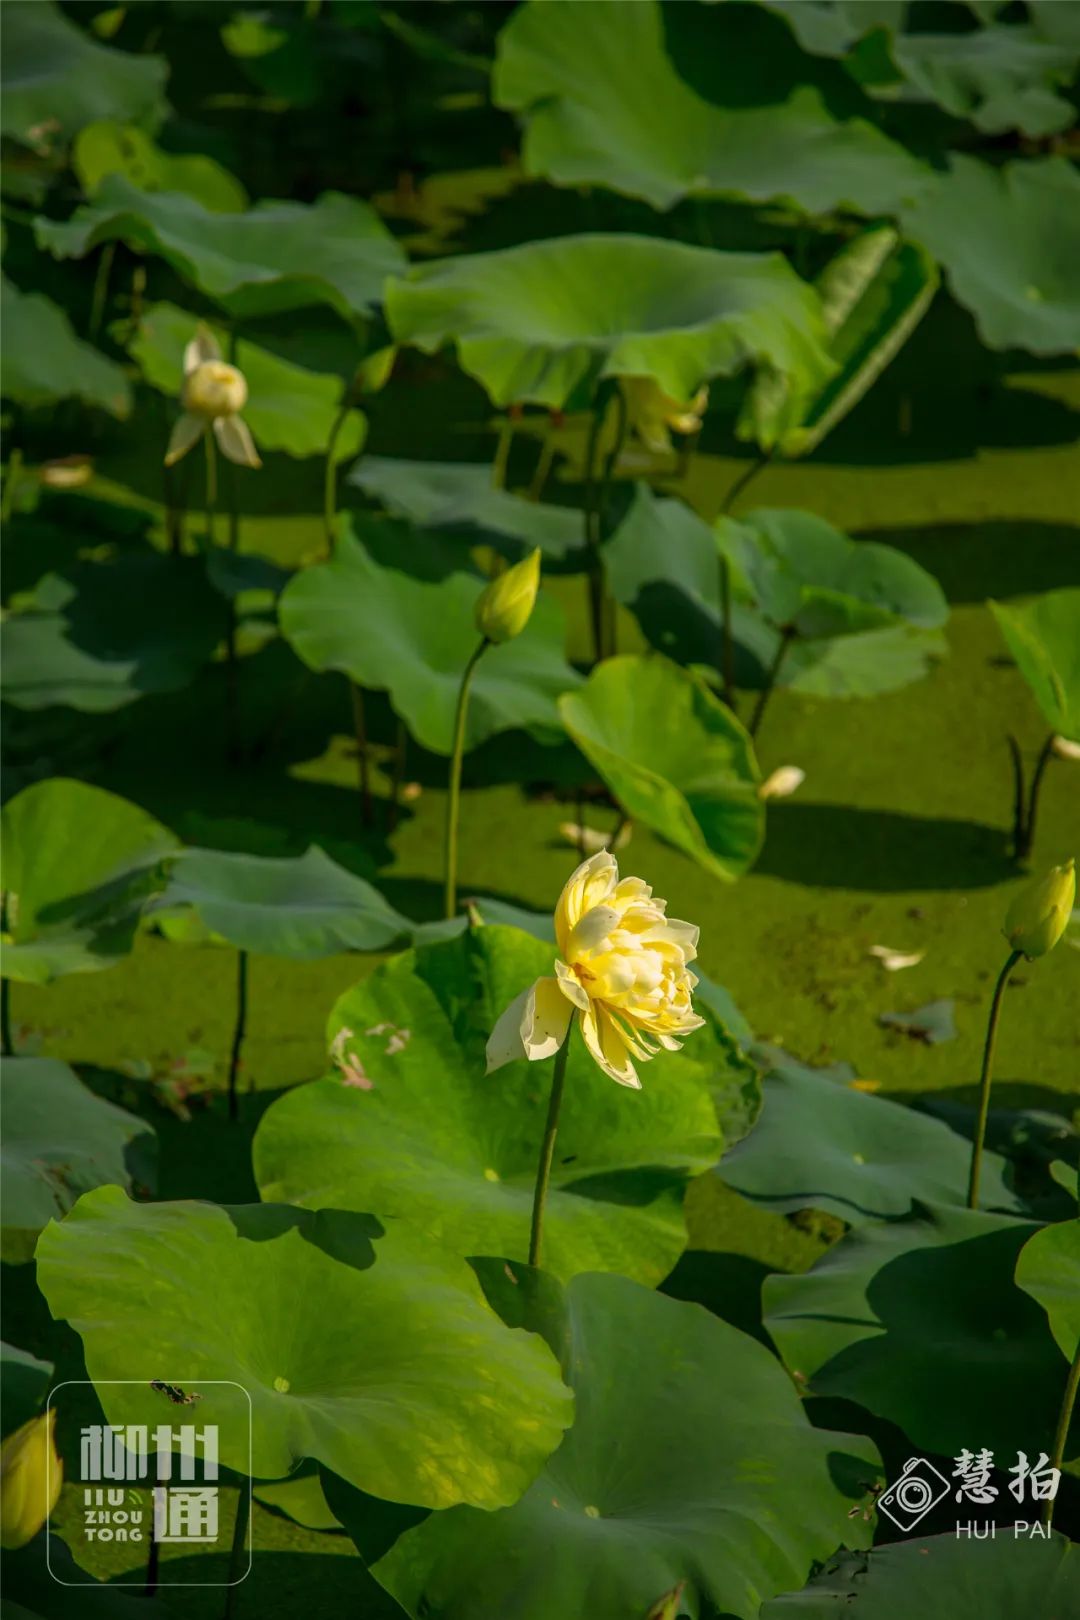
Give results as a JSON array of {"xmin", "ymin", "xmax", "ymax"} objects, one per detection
[
  {"xmin": 0, "ymin": 1410, "xmax": 62, "ymax": 1549},
  {"xmin": 1004, "ymin": 858, "xmax": 1075, "ymax": 959},
  {"xmin": 183, "ymin": 360, "xmax": 248, "ymax": 419},
  {"xmin": 475, "ymin": 547, "xmax": 541, "ymax": 644}
]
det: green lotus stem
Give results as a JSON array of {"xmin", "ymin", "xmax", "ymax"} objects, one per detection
[
  {"xmin": 718, "ymin": 551, "xmax": 736, "ymax": 711},
  {"xmin": 529, "ymin": 1030, "xmax": 572, "ymax": 1268},
  {"xmin": 223, "ymin": 1483, "xmax": 251, "ymax": 1618},
  {"xmin": 528, "ymin": 422, "xmax": 557, "ymax": 502},
  {"xmin": 491, "ymin": 416, "xmax": 515, "ymax": 490},
  {"xmin": 596, "ymin": 387, "xmax": 628, "ymax": 659},
  {"xmin": 582, "ymin": 406, "xmax": 606, "ymax": 665},
  {"xmin": 1007, "ymin": 734, "xmax": 1026, "ymax": 860},
  {"xmin": 721, "ymin": 449, "xmax": 771, "ymax": 517},
  {"xmin": 1044, "ymin": 1344, "xmax": 1080, "ymax": 1528},
  {"xmin": 967, "ymin": 949, "xmax": 1021, "ymax": 1209},
  {"xmin": 387, "ymin": 715, "xmax": 407, "ymax": 834},
  {"xmin": 1019, "ymin": 733, "xmax": 1055, "ymax": 862},
  {"xmin": 88, "ymin": 241, "xmax": 116, "ymax": 342},
  {"xmin": 2, "ymin": 447, "xmax": 23, "ymax": 524},
  {"xmin": 350, "ymin": 682, "xmax": 374, "ymax": 827},
  {"xmin": 748, "ymin": 626, "xmax": 793, "ymax": 739},
  {"xmin": 444, "ymin": 638, "xmax": 488, "ymax": 918},
  {"xmin": 144, "ymin": 1531, "xmax": 160, "ymax": 1597},
  {"xmin": 323, "ymin": 399, "xmax": 352, "ymax": 554},
  {"xmin": 1, "ymin": 976, "xmax": 12, "ymax": 1058},
  {"xmin": 204, "ymin": 431, "xmax": 218, "ymax": 548},
  {"xmin": 227, "ymin": 949, "xmax": 248, "ymax": 1123}
]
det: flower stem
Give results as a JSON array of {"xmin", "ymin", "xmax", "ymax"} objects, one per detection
[
  {"xmin": 387, "ymin": 715, "xmax": 407, "ymax": 834},
  {"xmin": 1019, "ymin": 732, "xmax": 1055, "ymax": 862},
  {"xmin": 721, "ymin": 449, "xmax": 772, "ymax": 517},
  {"xmin": 204, "ymin": 431, "xmax": 218, "ymax": 549},
  {"xmin": 582, "ymin": 406, "xmax": 606, "ymax": 665},
  {"xmin": 718, "ymin": 550, "xmax": 736, "ymax": 711},
  {"xmin": 748, "ymin": 626, "xmax": 793, "ymax": 740},
  {"xmin": 529, "ymin": 1030, "xmax": 572, "ymax": 1269},
  {"xmin": 1043, "ymin": 1344, "xmax": 1080, "ymax": 1528},
  {"xmin": 227, "ymin": 948, "xmax": 248, "ymax": 1123},
  {"xmin": 528, "ymin": 420, "xmax": 557, "ymax": 502},
  {"xmin": 444, "ymin": 638, "xmax": 488, "ymax": 918},
  {"xmin": 966, "ymin": 949, "xmax": 1021, "ymax": 1209},
  {"xmin": 491, "ymin": 416, "xmax": 515, "ymax": 490},
  {"xmin": 1, "ymin": 975, "xmax": 12, "ymax": 1057},
  {"xmin": 596, "ymin": 387, "xmax": 628, "ymax": 659},
  {"xmin": 350, "ymin": 681, "xmax": 374, "ymax": 827},
  {"xmin": 1007, "ymin": 733, "xmax": 1026, "ymax": 860},
  {"xmin": 223, "ymin": 1482, "xmax": 251, "ymax": 1617},
  {"xmin": 88, "ymin": 241, "xmax": 116, "ymax": 343}
]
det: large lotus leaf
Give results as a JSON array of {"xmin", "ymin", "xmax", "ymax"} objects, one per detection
[
  {"xmin": 360, "ymin": 1270, "xmax": 880, "ymax": 1620},
  {"xmin": 0, "ymin": 2, "xmax": 167, "ymax": 146},
  {"xmin": 0, "ymin": 778, "xmax": 177, "ymax": 986},
  {"xmin": 151, "ymin": 845, "xmax": 410, "ymax": 959},
  {"xmin": 36, "ymin": 174, "xmax": 405, "ymax": 320},
  {"xmin": 127, "ymin": 302, "xmax": 365, "ymax": 462},
  {"xmin": 1015, "ymin": 1220, "xmax": 1080, "ymax": 1362},
  {"xmin": 739, "ymin": 226, "xmax": 938, "ymax": 457},
  {"xmin": 73, "ymin": 121, "xmax": 248, "ymax": 211},
  {"xmin": 989, "ymin": 588, "xmax": 1080, "ymax": 743},
  {"xmin": 891, "ymin": 25, "xmax": 1078, "ymax": 138},
  {"xmin": 902, "ymin": 156, "xmax": 1080, "ymax": 355},
  {"xmin": 558, "ymin": 654, "xmax": 763, "ymax": 883},
  {"xmin": 493, "ymin": 0, "xmax": 926, "ymax": 216},
  {"xmin": 0, "ymin": 277, "xmax": 131, "ymax": 419},
  {"xmin": 351, "ymin": 458, "xmax": 583, "ymax": 558},
  {"xmin": 717, "ymin": 508, "xmax": 947, "ymax": 638},
  {"xmin": 1, "ymin": 549, "xmax": 227, "ymax": 713},
  {"xmin": 720, "ymin": 1058, "xmax": 1023, "ymax": 1224},
  {"xmin": 3, "ymin": 1533, "xmax": 160, "ymax": 1619},
  {"xmin": 1, "ymin": 1058, "xmax": 155, "ymax": 1264},
  {"xmin": 35, "ymin": 1188, "xmax": 572, "ymax": 1508},
  {"xmin": 253, "ymin": 926, "xmax": 745, "ymax": 1285},
  {"xmin": 763, "ymin": 1204, "xmax": 1067, "ymax": 1456},
  {"xmin": 279, "ymin": 523, "xmax": 580, "ymax": 754},
  {"xmin": 385, "ymin": 233, "xmax": 835, "ymax": 410},
  {"xmin": 763, "ymin": 1534, "xmax": 1080, "ymax": 1620},
  {"xmin": 606, "ymin": 486, "xmax": 945, "ymax": 698}
]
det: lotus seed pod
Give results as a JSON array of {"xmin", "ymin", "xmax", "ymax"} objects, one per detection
[{"xmin": 183, "ymin": 360, "xmax": 248, "ymax": 419}]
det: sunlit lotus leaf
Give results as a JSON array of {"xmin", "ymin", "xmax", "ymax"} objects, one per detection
[
  {"xmin": 1, "ymin": 549, "xmax": 227, "ymax": 713},
  {"xmin": 73, "ymin": 121, "xmax": 248, "ymax": 211},
  {"xmin": 0, "ymin": 778, "xmax": 177, "ymax": 986},
  {"xmin": 36, "ymin": 175, "xmax": 405, "ymax": 320},
  {"xmin": 717, "ymin": 507, "xmax": 948, "ymax": 637},
  {"xmin": 1015, "ymin": 1219, "xmax": 1080, "ymax": 1361},
  {"xmin": 279, "ymin": 521, "xmax": 579, "ymax": 754},
  {"xmin": 352, "ymin": 458, "xmax": 583, "ymax": 558},
  {"xmin": 352, "ymin": 1269, "xmax": 880, "ymax": 1620},
  {"xmin": 902, "ymin": 156, "xmax": 1080, "ymax": 355},
  {"xmin": 989, "ymin": 588, "xmax": 1080, "ymax": 743},
  {"xmin": 1, "ymin": 1058, "xmax": 156, "ymax": 1264},
  {"xmin": 151, "ymin": 845, "xmax": 410, "ymax": 959},
  {"xmin": 0, "ymin": 2, "xmax": 167, "ymax": 147},
  {"xmin": 606, "ymin": 486, "xmax": 946, "ymax": 698},
  {"xmin": 385, "ymin": 233, "xmax": 835, "ymax": 410},
  {"xmin": 762, "ymin": 1533, "xmax": 1080, "ymax": 1620},
  {"xmin": 763, "ymin": 1204, "xmax": 1066, "ymax": 1455},
  {"xmin": 890, "ymin": 24, "xmax": 1078, "ymax": 137},
  {"xmin": 127, "ymin": 303, "xmax": 365, "ymax": 462},
  {"xmin": 36, "ymin": 1188, "xmax": 573, "ymax": 1508},
  {"xmin": 739, "ymin": 225, "xmax": 938, "ymax": 456},
  {"xmin": 1, "ymin": 278, "xmax": 131, "ymax": 419},
  {"xmin": 559, "ymin": 654, "xmax": 763, "ymax": 883},
  {"xmin": 254, "ymin": 926, "xmax": 747, "ymax": 1285},
  {"xmin": 720, "ymin": 1057, "xmax": 1022, "ymax": 1224},
  {"xmin": 493, "ymin": 0, "xmax": 927, "ymax": 216}
]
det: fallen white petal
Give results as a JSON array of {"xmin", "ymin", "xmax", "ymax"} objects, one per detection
[
  {"xmin": 1052, "ymin": 735, "xmax": 1080, "ymax": 762},
  {"xmin": 759, "ymin": 765, "xmax": 806, "ymax": 801},
  {"xmin": 869, "ymin": 945, "xmax": 925, "ymax": 972}
]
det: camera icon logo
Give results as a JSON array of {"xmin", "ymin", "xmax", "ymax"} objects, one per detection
[{"xmin": 877, "ymin": 1457, "xmax": 951, "ymax": 1531}]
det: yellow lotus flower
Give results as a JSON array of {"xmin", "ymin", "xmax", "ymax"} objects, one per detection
[
  {"xmin": 620, "ymin": 376, "xmax": 708, "ymax": 455},
  {"xmin": 475, "ymin": 547, "xmax": 541, "ymax": 644},
  {"xmin": 164, "ymin": 325, "xmax": 261, "ymax": 469},
  {"xmin": 486, "ymin": 851, "xmax": 704, "ymax": 1088},
  {"xmin": 1004, "ymin": 858, "xmax": 1075, "ymax": 959},
  {"xmin": 0, "ymin": 1410, "xmax": 62, "ymax": 1549}
]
